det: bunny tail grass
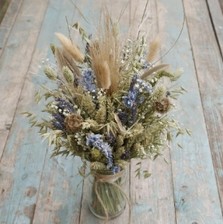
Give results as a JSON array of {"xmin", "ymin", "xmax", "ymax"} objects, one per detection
[{"xmin": 55, "ymin": 32, "xmax": 84, "ymax": 63}]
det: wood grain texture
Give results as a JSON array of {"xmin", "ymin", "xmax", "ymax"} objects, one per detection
[
  {"xmin": 0, "ymin": 0, "xmax": 11, "ymax": 25},
  {"xmin": 206, "ymin": 0, "xmax": 223, "ymax": 57},
  {"xmin": 0, "ymin": 0, "xmax": 50, "ymax": 223},
  {"xmin": 32, "ymin": 1, "xmax": 85, "ymax": 223},
  {"xmin": 159, "ymin": 0, "xmax": 223, "ymax": 223},
  {"xmin": 0, "ymin": 0, "xmax": 23, "ymax": 56},
  {"xmin": 0, "ymin": 0, "xmax": 223, "ymax": 223},
  {"xmin": 219, "ymin": 0, "xmax": 223, "ymax": 14},
  {"xmin": 0, "ymin": 0, "xmax": 49, "ymax": 157},
  {"xmin": 183, "ymin": 0, "xmax": 223, "ymax": 211},
  {"xmin": 0, "ymin": 130, "xmax": 8, "ymax": 158}
]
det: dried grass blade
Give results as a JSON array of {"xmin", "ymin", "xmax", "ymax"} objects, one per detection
[
  {"xmin": 114, "ymin": 113, "xmax": 127, "ymax": 135},
  {"xmin": 141, "ymin": 64, "xmax": 169, "ymax": 79}
]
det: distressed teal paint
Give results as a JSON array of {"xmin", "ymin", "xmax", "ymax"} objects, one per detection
[
  {"xmin": 0, "ymin": 0, "xmax": 23, "ymax": 56},
  {"xmin": 1, "ymin": 0, "xmax": 223, "ymax": 223},
  {"xmin": 0, "ymin": 0, "xmax": 83, "ymax": 223},
  {"xmin": 158, "ymin": 0, "xmax": 223, "ymax": 223}
]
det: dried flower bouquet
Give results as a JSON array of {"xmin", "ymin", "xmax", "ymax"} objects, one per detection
[{"xmin": 24, "ymin": 11, "xmax": 188, "ymax": 219}]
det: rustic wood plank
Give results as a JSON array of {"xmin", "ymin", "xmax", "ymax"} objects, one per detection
[
  {"xmin": 131, "ymin": 154, "xmax": 176, "ymax": 224},
  {"xmin": 159, "ymin": 0, "xmax": 223, "ymax": 223},
  {"xmin": 0, "ymin": 0, "xmax": 86, "ymax": 222},
  {"xmin": 0, "ymin": 0, "xmax": 23, "ymax": 56},
  {"xmin": 206, "ymin": 0, "xmax": 223, "ymax": 57},
  {"xmin": 0, "ymin": 126, "xmax": 48, "ymax": 224},
  {"xmin": 0, "ymin": 0, "xmax": 222, "ymax": 223},
  {"xmin": 129, "ymin": 1, "xmax": 176, "ymax": 224},
  {"xmin": 0, "ymin": 0, "xmax": 48, "ymax": 158},
  {"xmin": 0, "ymin": 0, "xmax": 11, "ymax": 25},
  {"xmin": 32, "ymin": 156, "xmax": 83, "ymax": 224},
  {"xmin": 0, "ymin": 130, "xmax": 8, "ymax": 159},
  {"xmin": 219, "ymin": 0, "xmax": 223, "ymax": 14},
  {"xmin": 31, "ymin": 1, "xmax": 85, "ymax": 223},
  {"xmin": 183, "ymin": 0, "xmax": 223, "ymax": 211},
  {"xmin": 0, "ymin": 0, "xmax": 51, "ymax": 223}
]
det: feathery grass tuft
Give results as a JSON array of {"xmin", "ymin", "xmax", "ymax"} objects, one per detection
[
  {"xmin": 90, "ymin": 12, "xmax": 120, "ymax": 94},
  {"xmin": 55, "ymin": 32, "xmax": 84, "ymax": 63},
  {"xmin": 147, "ymin": 37, "xmax": 160, "ymax": 63},
  {"xmin": 93, "ymin": 60, "xmax": 111, "ymax": 90}
]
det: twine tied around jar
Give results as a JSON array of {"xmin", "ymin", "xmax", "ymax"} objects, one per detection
[{"xmin": 92, "ymin": 169, "xmax": 130, "ymax": 222}]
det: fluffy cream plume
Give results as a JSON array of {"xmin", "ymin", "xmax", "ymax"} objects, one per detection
[
  {"xmin": 55, "ymin": 47, "xmax": 80, "ymax": 78},
  {"xmin": 55, "ymin": 32, "xmax": 84, "ymax": 63},
  {"xmin": 147, "ymin": 37, "xmax": 160, "ymax": 63},
  {"xmin": 93, "ymin": 60, "xmax": 111, "ymax": 89}
]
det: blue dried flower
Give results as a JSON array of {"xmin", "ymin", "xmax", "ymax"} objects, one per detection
[
  {"xmin": 135, "ymin": 78, "xmax": 153, "ymax": 94},
  {"xmin": 118, "ymin": 111, "xmax": 128, "ymax": 126},
  {"xmin": 86, "ymin": 133, "xmax": 113, "ymax": 169},
  {"xmin": 122, "ymin": 75, "xmax": 153, "ymax": 125},
  {"xmin": 53, "ymin": 113, "xmax": 64, "ymax": 121},
  {"xmin": 55, "ymin": 98, "xmax": 75, "ymax": 114},
  {"xmin": 111, "ymin": 165, "xmax": 121, "ymax": 174},
  {"xmin": 123, "ymin": 90, "xmax": 137, "ymax": 108},
  {"xmin": 80, "ymin": 69, "xmax": 97, "ymax": 92},
  {"xmin": 51, "ymin": 98, "xmax": 75, "ymax": 130},
  {"xmin": 142, "ymin": 62, "xmax": 151, "ymax": 69},
  {"xmin": 121, "ymin": 149, "xmax": 130, "ymax": 160},
  {"xmin": 52, "ymin": 120, "xmax": 65, "ymax": 130}
]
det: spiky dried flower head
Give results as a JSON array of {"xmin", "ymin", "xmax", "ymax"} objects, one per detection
[
  {"xmin": 154, "ymin": 98, "xmax": 171, "ymax": 113},
  {"xmin": 64, "ymin": 114, "xmax": 83, "ymax": 133},
  {"xmin": 55, "ymin": 32, "xmax": 84, "ymax": 63},
  {"xmin": 90, "ymin": 148, "xmax": 103, "ymax": 161},
  {"xmin": 44, "ymin": 66, "xmax": 57, "ymax": 80}
]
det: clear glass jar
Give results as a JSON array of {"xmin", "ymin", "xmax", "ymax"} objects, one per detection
[{"xmin": 87, "ymin": 168, "xmax": 127, "ymax": 220}]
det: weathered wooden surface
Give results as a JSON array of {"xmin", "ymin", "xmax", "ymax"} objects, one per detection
[
  {"xmin": 183, "ymin": 0, "xmax": 223, "ymax": 214},
  {"xmin": 0, "ymin": 0, "xmax": 223, "ymax": 223},
  {"xmin": 0, "ymin": 0, "xmax": 11, "ymax": 25},
  {"xmin": 161, "ymin": 0, "xmax": 223, "ymax": 223}
]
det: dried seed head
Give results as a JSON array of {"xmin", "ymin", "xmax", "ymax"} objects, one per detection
[
  {"xmin": 93, "ymin": 60, "xmax": 111, "ymax": 90},
  {"xmin": 154, "ymin": 98, "xmax": 171, "ymax": 113},
  {"xmin": 55, "ymin": 32, "xmax": 84, "ymax": 63},
  {"xmin": 64, "ymin": 114, "xmax": 83, "ymax": 133}
]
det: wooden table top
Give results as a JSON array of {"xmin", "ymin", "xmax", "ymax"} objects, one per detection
[{"xmin": 0, "ymin": 0, "xmax": 223, "ymax": 223}]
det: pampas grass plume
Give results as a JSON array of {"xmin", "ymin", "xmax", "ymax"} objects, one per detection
[{"xmin": 94, "ymin": 61, "xmax": 111, "ymax": 90}]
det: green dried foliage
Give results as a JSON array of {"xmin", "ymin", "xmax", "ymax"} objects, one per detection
[
  {"xmin": 81, "ymin": 93, "xmax": 96, "ymax": 117},
  {"xmin": 44, "ymin": 66, "xmax": 57, "ymax": 80},
  {"xmin": 62, "ymin": 66, "xmax": 75, "ymax": 83},
  {"xmin": 95, "ymin": 96, "xmax": 107, "ymax": 124},
  {"xmin": 90, "ymin": 162, "xmax": 107, "ymax": 172}
]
